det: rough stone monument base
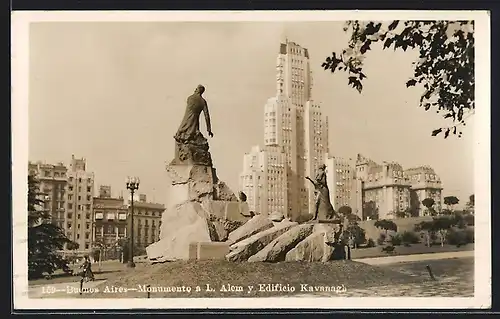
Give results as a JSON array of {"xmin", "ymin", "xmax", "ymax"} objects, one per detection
[{"xmin": 146, "ymin": 161, "xmax": 247, "ymax": 263}]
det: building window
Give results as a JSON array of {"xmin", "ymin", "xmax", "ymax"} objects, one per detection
[
  {"xmin": 85, "ymin": 232, "xmax": 90, "ymax": 239},
  {"xmin": 86, "ymin": 223, "xmax": 90, "ymax": 229},
  {"xmin": 67, "ymin": 213, "xmax": 72, "ymax": 219},
  {"xmin": 86, "ymin": 213, "xmax": 90, "ymax": 219},
  {"xmin": 85, "ymin": 243, "xmax": 89, "ymax": 249},
  {"xmin": 87, "ymin": 186, "xmax": 91, "ymax": 192},
  {"xmin": 78, "ymin": 195, "xmax": 81, "ymax": 201},
  {"xmin": 77, "ymin": 234, "xmax": 80, "ymax": 239}
]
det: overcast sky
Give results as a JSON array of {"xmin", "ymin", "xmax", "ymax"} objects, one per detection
[{"xmin": 28, "ymin": 21, "xmax": 474, "ymax": 207}]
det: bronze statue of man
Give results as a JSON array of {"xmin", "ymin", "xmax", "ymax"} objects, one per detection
[
  {"xmin": 175, "ymin": 85, "xmax": 214, "ymax": 143},
  {"xmin": 306, "ymin": 164, "xmax": 335, "ymax": 220}
]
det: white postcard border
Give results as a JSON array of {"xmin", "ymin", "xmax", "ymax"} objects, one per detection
[{"xmin": 11, "ymin": 10, "xmax": 491, "ymax": 310}]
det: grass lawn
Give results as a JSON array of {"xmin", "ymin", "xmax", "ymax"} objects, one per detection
[
  {"xmin": 351, "ymin": 243, "xmax": 474, "ymax": 260},
  {"xmin": 381, "ymin": 256, "xmax": 474, "ymax": 281},
  {"xmin": 82, "ymin": 259, "xmax": 430, "ymax": 298}
]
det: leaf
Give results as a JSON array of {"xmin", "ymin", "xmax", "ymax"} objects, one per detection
[
  {"xmin": 406, "ymin": 79, "xmax": 417, "ymax": 87},
  {"xmin": 359, "ymin": 72, "xmax": 367, "ymax": 80},
  {"xmin": 348, "ymin": 76, "xmax": 357, "ymax": 86},
  {"xmin": 388, "ymin": 20, "xmax": 399, "ymax": 31},
  {"xmin": 444, "ymin": 128, "xmax": 450, "ymax": 139},
  {"xmin": 431, "ymin": 128, "xmax": 442, "ymax": 136},
  {"xmin": 383, "ymin": 37, "xmax": 393, "ymax": 49},
  {"xmin": 360, "ymin": 40, "xmax": 372, "ymax": 54}
]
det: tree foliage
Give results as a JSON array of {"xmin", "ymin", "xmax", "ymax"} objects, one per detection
[
  {"xmin": 344, "ymin": 223, "xmax": 366, "ymax": 247},
  {"xmin": 444, "ymin": 196, "xmax": 460, "ymax": 210},
  {"xmin": 422, "ymin": 197, "xmax": 435, "ymax": 209},
  {"xmin": 466, "ymin": 194, "xmax": 475, "ymax": 214},
  {"xmin": 338, "ymin": 205, "xmax": 353, "ymax": 216},
  {"xmin": 374, "ymin": 219, "xmax": 398, "ymax": 234},
  {"xmin": 28, "ymin": 175, "xmax": 71, "ymax": 279},
  {"xmin": 421, "ymin": 197, "xmax": 436, "ymax": 216},
  {"xmin": 415, "ymin": 215, "xmax": 462, "ymax": 246},
  {"xmin": 322, "ymin": 20, "xmax": 474, "ymax": 138}
]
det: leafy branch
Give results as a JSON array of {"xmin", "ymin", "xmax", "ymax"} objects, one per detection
[{"xmin": 322, "ymin": 20, "xmax": 475, "ymax": 138}]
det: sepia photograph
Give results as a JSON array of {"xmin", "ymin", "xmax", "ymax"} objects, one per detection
[{"xmin": 12, "ymin": 11, "xmax": 491, "ymax": 310}]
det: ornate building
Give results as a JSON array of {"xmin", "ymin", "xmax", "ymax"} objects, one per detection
[
  {"xmin": 127, "ymin": 194, "xmax": 165, "ymax": 253},
  {"xmin": 93, "ymin": 186, "xmax": 128, "ymax": 260},
  {"xmin": 404, "ymin": 166, "xmax": 443, "ymax": 215},
  {"xmin": 356, "ymin": 154, "xmax": 412, "ymax": 220}
]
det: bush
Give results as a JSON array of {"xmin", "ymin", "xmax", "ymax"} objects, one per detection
[
  {"xmin": 401, "ymin": 231, "xmax": 421, "ymax": 244},
  {"xmin": 465, "ymin": 228, "xmax": 474, "ymax": 243},
  {"xmin": 390, "ymin": 233, "xmax": 402, "ymax": 246},
  {"xmin": 463, "ymin": 214, "xmax": 475, "ymax": 226},
  {"xmin": 381, "ymin": 245, "xmax": 396, "ymax": 254},
  {"xmin": 376, "ymin": 233, "xmax": 386, "ymax": 246},
  {"xmin": 446, "ymin": 229, "xmax": 473, "ymax": 246},
  {"xmin": 295, "ymin": 214, "xmax": 314, "ymax": 224}
]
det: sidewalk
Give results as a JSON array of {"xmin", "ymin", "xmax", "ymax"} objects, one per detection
[{"xmin": 354, "ymin": 250, "xmax": 474, "ymax": 265}]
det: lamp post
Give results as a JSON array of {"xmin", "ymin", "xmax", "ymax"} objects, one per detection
[{"xmin": 126, "ymin": 176, "xmax": 140, "ymax": 268}]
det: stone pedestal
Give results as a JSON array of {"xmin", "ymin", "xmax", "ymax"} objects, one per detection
[{"xmin": 146, "ymin": 162, "xmax": 246, "ymax": 263}]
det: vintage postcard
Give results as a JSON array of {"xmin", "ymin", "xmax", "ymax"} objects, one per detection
[{"xmin": 12, "ymin": 10, "xmax": 491, "ymax": 310}]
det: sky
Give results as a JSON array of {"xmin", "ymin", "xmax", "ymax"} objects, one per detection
[{"xmin": 28, "ymin": 21, "xmax": 475, "ymax": 207}]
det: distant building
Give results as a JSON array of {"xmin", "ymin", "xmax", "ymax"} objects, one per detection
[
  {"xmin": 66, "ymin": 155, "xmax": 95, "ymax": 251},
  {"xmin": 93, "ymin": 186, "xmax": 128, "ymax": 260},
  {"xmin": 28, "ymin": 155, "xmax": 95, "ymax": 252},
  {"xmin": 249, "ymin": 39, "xmax": 328, "ymax": 220},
  {"xmin": 28, "ymin": 161, "xmax": 68, "ymax": 229},
  {"xmin": 324, "ymin": 154, "xmax": 360, "ymax": 216},
  {"xmin": 127, "ymin": 194, "xmax": 165, "ymax": 252},
  {"xmin": 356, "ymin": 154, "xmax": 412, "ymax": 220},
  {"xmin": 404, "ymin": 166, "xmax": 443, "ymax": 215},
  {"xmin": 239, "ymin": 145, "xmax": 288, "ymax": 217}
]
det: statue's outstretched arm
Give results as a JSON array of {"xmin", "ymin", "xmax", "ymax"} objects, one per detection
[{"xmin": 203, "ymin": 101, "xmax": 212, "ymax": 134}]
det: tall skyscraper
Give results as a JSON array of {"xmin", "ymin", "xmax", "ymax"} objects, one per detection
[{"xmin": 261, "ymin": 40, "xmax": 329, "ymax": 220}]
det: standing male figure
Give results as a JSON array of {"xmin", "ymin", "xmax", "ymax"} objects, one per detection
[
  {"xmin": 175, "ymin": 84, "xmax": 214, "ymax": 142},
  {"xmin": 306, "ymin": 164, "xmax": 335, "ymax": 220}
]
